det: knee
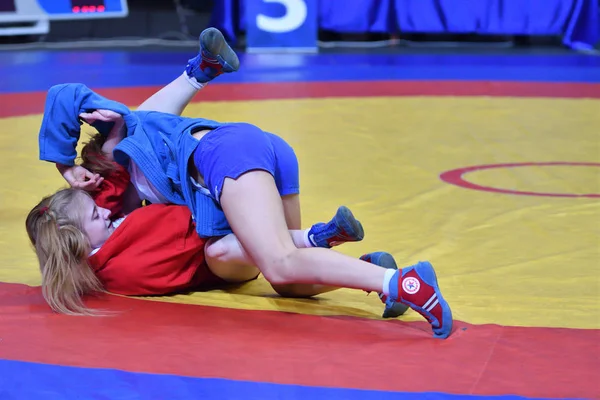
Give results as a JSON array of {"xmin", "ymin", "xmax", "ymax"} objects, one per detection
[
  {"xmin": 257, "ymin": 249, "xmax": 298, "ymax": 286},
  {"xmin": 204, "ymin": 236, "xmax": 229, "ymax": 261}
]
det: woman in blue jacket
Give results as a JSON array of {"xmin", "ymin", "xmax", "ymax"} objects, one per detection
[{"xmin": 35, "ymin": 30, "xmax": 453, "ymax": 339}]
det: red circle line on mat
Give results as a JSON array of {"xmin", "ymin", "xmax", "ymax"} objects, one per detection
[{"xmin": 439, "ymin": 162, "xmax": 600, "ymax": 198}]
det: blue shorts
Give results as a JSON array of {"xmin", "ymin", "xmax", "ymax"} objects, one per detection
[{"xmin": 192, "ymin": 122, "xmax": 300, "ymax": 202}]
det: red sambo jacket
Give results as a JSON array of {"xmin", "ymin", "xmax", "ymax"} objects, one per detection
[{"xmin": 87, "ymin": 163, "xmax": 222, "ymax": 296}]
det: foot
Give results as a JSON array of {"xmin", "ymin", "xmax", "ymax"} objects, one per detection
[
  {"xmin": 360, "ymin": 252, "xmax": 409, "ymax": 318},
  {"xmin": 388, "ymin": 261, "xmax": 453, "ymax": 339},
  {"xmin": 186, "ymin": 27, "xmax": 240, "ymax": 84},
  {"xmin": 307, "ymin": 206, "xmax": 364, "ymax": 248}
]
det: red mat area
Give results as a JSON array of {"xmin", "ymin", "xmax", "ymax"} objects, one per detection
[
  {"xmin": 0, "ymin": 282, "xmax": 597, "ymax": 399},
  {"xmin": 1, "ymin": 81, "xmax": 599, "ymax": 118}
]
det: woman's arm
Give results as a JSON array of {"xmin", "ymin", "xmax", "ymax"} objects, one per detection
[{"xmin": 39, "ymin": 83, "xmax": 130, "ymax": 166}]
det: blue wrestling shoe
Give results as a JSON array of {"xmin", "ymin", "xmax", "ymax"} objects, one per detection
[
  {"xmin": 308, "ymin": 206, "xmax": 364, "ymax": 248},
  {"xmin": 360, "ymin": 252, "xmax": 409, "ymax": 318},
  {"xmin": 186, "ymin": 27, "xmax": 240, "ymax": 84},
  {"xmin": 388, "ymin": 261, "xmax": 453, "ymax": 339}
]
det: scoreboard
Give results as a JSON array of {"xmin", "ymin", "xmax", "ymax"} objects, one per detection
[
  {"xmin": 31, "ymin": 0, "xmax": 127, "ymax": 19},
  {"xmin": 0, "ymin": 0, "xmax": 127, "ymax": 35},
  {"xmin": 0, "ymin": 0, "xmax": 128, "ymax": 22},
  {"xmin": 0, "ymin": 0, "xmax": 128, "ymax": 19}
]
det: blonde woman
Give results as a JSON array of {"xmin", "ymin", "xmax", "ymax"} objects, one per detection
[
  {"xmin": 32, "ymin": 30, "xmax": 450, "ymax": 337},
  {"xmin": 27, "ymin": 27, "xmax": 407, "ymax": 319}
]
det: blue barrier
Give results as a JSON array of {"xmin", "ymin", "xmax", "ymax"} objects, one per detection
[{"xmin": 211, "ymin": 0, "xmax": 599, "ymax": 51}]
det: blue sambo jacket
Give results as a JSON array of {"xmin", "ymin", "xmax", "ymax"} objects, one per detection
[{"xmin": 39, "ymin": 83, "xmax": 233, "ymax": 237}]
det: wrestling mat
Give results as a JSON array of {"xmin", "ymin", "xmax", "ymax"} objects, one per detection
[{"xmin": 0, "ymin": 51, "xmax": 598, "ymax": 399}]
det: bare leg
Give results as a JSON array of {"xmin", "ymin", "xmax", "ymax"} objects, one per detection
[
  {"xmin": 212, "ymin": 178, "xmax": 453, "ymax": 338},
  {"xmin": 220, "ymin": 171, "xmax": 386, "ymax": 291},
  {"xmin": 204, "ymin": 235, "xmax": 260, "ymax": 283},
  {"xmin": 136, "ymin": 27, "xmax": 239, "ymax": 115},
  {"xmin": 205, "ymin": 229, "xmax": 338, "ymax": 297},
  {"xmin": 282, "ymin": 194, "xmax": 301, "ymax": 229},
  {"xmin": 136, "ymin": 73, "xmax": 200, "ymax": 115},
  {"xmin": 274, "ymin": 193, "xmax": 339, "ymax": 296}
]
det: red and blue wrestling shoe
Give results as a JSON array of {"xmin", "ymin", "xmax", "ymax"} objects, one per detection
[
  {"xmin": 186, "ymin": 27, "xmax": 240, "ymax": 84},
  {"xmin": 389, "ymin": 261, "xmax": 453, "ymax": 339}
]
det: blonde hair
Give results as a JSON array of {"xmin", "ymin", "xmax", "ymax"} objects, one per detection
[{"xmin": 25, "ymin": 188, "xmax": 104, "ymax": 315}]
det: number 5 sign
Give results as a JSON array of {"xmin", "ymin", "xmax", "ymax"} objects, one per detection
[{"xmin": 246, "ymin": 0, "xmax": 318, "ymax": 53}]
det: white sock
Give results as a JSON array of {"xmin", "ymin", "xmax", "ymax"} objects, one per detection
[
  {"xmin": 183, "ymin": 71, "xmax": 206, "ymax": 90},
  {"xmin": 303, "ymin": 229, "xmax": 315, "ymax": 248},
  {"xmin": 382, "ymin": 268, "xmax": 396, "ymax": 296}
]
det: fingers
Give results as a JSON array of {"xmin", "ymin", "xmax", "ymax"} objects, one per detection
[
  {"xmin": 79, "ymin": 111, "xmax": 100, "ymax": 124},
  {"xmin": 81, "ymin": 178, "xmax": 105, "ymax": 191},
  {"xmin": 61, "ymin": 165, "xmax": 105, "ymax": 192},
  {"xmin": 82, "ymin": 168, "xmax": 96, "ymax": 180},
  {"xmin": 72, "ymin": 176, "xmax": 104, "ymax": 191},
  {"xmin": 79, "ymin": 109, "xmax": 122, "ymax": 123},
  {"xmin": 78, "ymin": 169, "xmax": 104, "ymax": 190},
  {"xmin": 96, "ymin": 109, "xmax": 122, "ymax": 119}
]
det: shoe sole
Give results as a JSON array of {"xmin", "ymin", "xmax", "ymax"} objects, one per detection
[
  {"xmin": 200, "ymin": 28, "xmax": 240, "ymax": 71},
  {"xmin": 336, "ymin": 206, "xmax": 365, "ymax": 241}
]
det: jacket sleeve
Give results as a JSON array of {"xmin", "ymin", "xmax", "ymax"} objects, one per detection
[
  {"xmin": 89, "ymin": 162, "xmax": 131, "ymax": 219},
  {"xmin": 38, "ymin": 83, "xmax": 132, "ymax": 166}
]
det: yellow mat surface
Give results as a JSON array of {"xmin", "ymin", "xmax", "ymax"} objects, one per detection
[{"xmin": 1, "ymin": 96, "xmax": 598, "ymax": 329}]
